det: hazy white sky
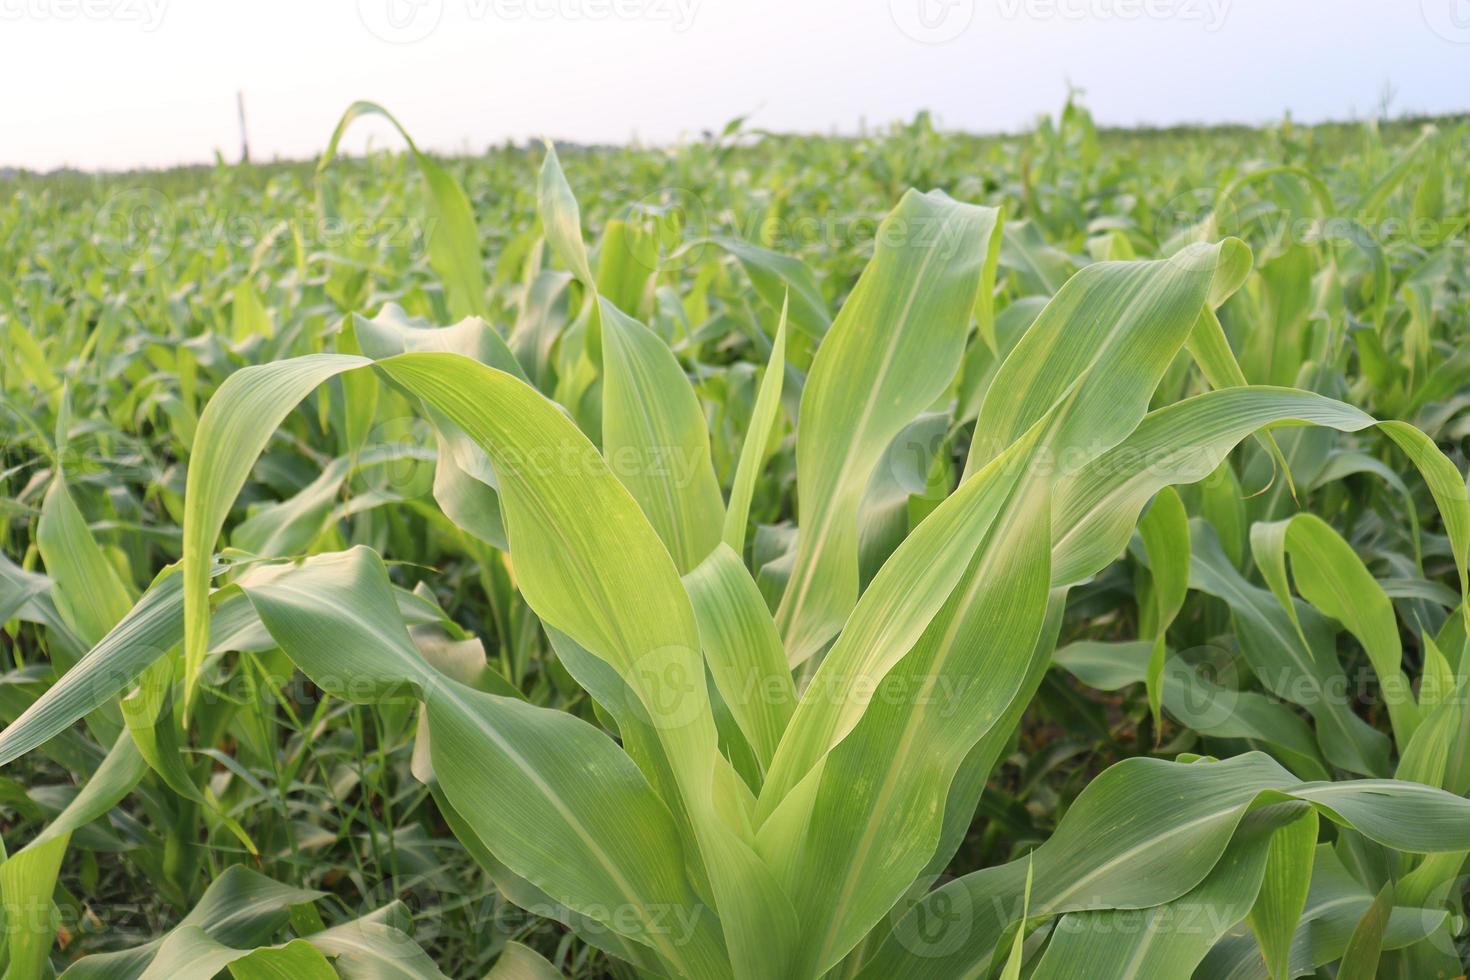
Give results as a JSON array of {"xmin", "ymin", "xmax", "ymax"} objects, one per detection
[{"xmin": 2, "ymin": 0, "xmax": 1467, "ymax": 170}]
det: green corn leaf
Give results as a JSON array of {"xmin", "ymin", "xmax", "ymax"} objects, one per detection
[
  {"xmin": 997, "ymin": 855, "xmax": 1033, "ymax": 980},
  {"xmin": 7, "ymin": 319, "xmax": 63, "ymax": 412},
  {"xmin": 1192, "ymin": 522, "xmax": 1392, "ymax": 776},
  {"xmin": 430, "ymin": 784, "xmax": 660, "ymax": 973},
  {"xmin": 484, "ymin": 941, "xmax": 564, "ymax": 979},
  {"xmin": 1354, "ymin": 128, "xmax": 1436, "ymax": 221},
  {"xmin": 537, "ymin": 145, "xmax": 595, "ymax": 286},
  {"xmin": 235, "ymin": 547, "xmax": 731, "ymax": 978},
  {"xmin": 0, "ymin": 556, "xmax": 76, "ymax": 652},
  {"xmin": 699, "ymin": 236, "xmax": 830, "ymax": 341},
  {"xmin": 1335, "ymin": 883, "xmax": 1395, "ymax": 980},
  {"xmin": 1138, "ymin": 486, "xmax": 1189, "ymax": 731},
  {"xmin": 757, "ymin": 428, "xmax": 1046, "ymax": 819},
  {"xmin": 538, "ymin": 149, "xmax": 728, "ymax": 574},
  {"xmin": 35, "ymin": 470, "xmax": 131, "ymax": 751},
  {"xmin": 0, "ymin": 732, "xmax": 147, "ymax": 979},
  {"xmin": 856, "ymin": 411, "xmax": 951, "ymax": 583},
  {"xmin": 368, "ymin": 352, "xmax": 799, "ymax": 974},
  {"xmin": 774, "ymin": 192, "xmax": 1002, "ymax": 664},
  {"xmin": 231, "ymin": 442, "xmax": 433, "ymax": 559},
  {"xmin": 319, "ymin": 102, "xmax": 487, "ymax": 319},
  {"xmin": 230, "ymin": 281, "xmax": 273, "ymax": 343},
  {"xmin": 967, "ymin": 240, "xmax": 1250, "ymax": 475},
  {"xmin": 1395, "ymin": 669, "xmax": 1470, "ymax": 816},
  {"xmin": 758, "ymin": 243, "xmax": 1252, "ymax": 975},
  {"xmin": 600, "ymin": 297, "xmax": 725, "ymax": 572},
  {"xmin": 861, "ymin": 752, "xmax": 1470, "ymax": 979},
  {"xmin": 59, "ymin": 865, "xmax": 324, "ymax": 980},
  {"xmin": 999, "ymin": 219, "xmax": 1072, "ymax": 295},
  {"xmin": 66, "ymin": 895, "xmax": 441, "ymax": 980},
  {"xmin": 683, "ymin": 544, "xmax": 794, "ymax": 773},
  {"xmin": 1197, "ymin": 845, "xmax": 1444, "ymax": 980},
  {"xmin": 352, "ymin": 305, "xmax": 524, "ymax": 549},
  {"xmin": 352, "ymin": 303, "xmax": 525, "ymax": 378},
  {"xmin": 1379, "ymin": 420, "xmax": 1470, "ymax": 621},
  {"xmin": 307, "ymin": 907, "xmax": 452, "ymax": 980},
  {"xmin": 182, "ymin": 346, "xmax": 801, "ymax": 978},
  {"xmin": 1247, "ymin": 809, "xmax": 1320, "ymax": 980},
  {"xmin": 37, "ymin": 474, "xmax": 135, "ymax": 648},
  {"xmin": 1030, "ymin": 810, "xmax": 1286, "ymax": 980},
  {"xmin": 0, "ymin": 566, "xmax": 184, "ymax": 768},
  {"xmin": 774, "ymin": 462, "xmax": 1053, "ymax": 975},
  {"xmin": 1053, "ymin": 640, "xmax": 1330, "ymax": 779},
  {"xmin": 1051, "ymin": 386, "xmax": 1375, "ymax": 587},
  {"xmin": 139, "ymin": 929, "xmax": 337, "ymax": 980},
  {"xmin": 181, "ymin": 353, "xmax": 368, "ymax": 717},
  {"xmin": 1250, "ymin": 513, "xmax": 1419, "ymax": 746},
  {"xmin": 722, "ymin": 297, "xmax": 786, "ymax": 554},
  {"xmin": 594, "ymin": 216, "xmax": 656, "ymax": 318}
]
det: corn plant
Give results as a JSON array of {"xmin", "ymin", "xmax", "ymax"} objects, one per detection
[
  {"xmin": 2, "ymin": 105, "xmax": 1469, "ymax": 978},
  {"xmin": 2, "ymin": 122, "xmax": 1470, "ymax": 980}
]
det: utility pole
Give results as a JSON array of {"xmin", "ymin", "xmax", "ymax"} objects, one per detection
[{"xmin": 237, "ymin": 91, "xmax": 250, "ymax": 164}]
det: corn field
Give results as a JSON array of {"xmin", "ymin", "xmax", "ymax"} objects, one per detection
[{"xmin": 2, "ymin": 100, "xmax": 1470, "ymax": 979}]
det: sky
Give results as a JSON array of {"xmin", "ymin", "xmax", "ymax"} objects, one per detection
[{"xmin": 1, "ymin": 0, "xmax": 1467, "ymax": 171}]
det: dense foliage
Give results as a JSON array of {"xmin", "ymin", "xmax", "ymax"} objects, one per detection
[{"xmin": 2, "ymin": 101, "xmax": 1469, "ymax": 978}]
